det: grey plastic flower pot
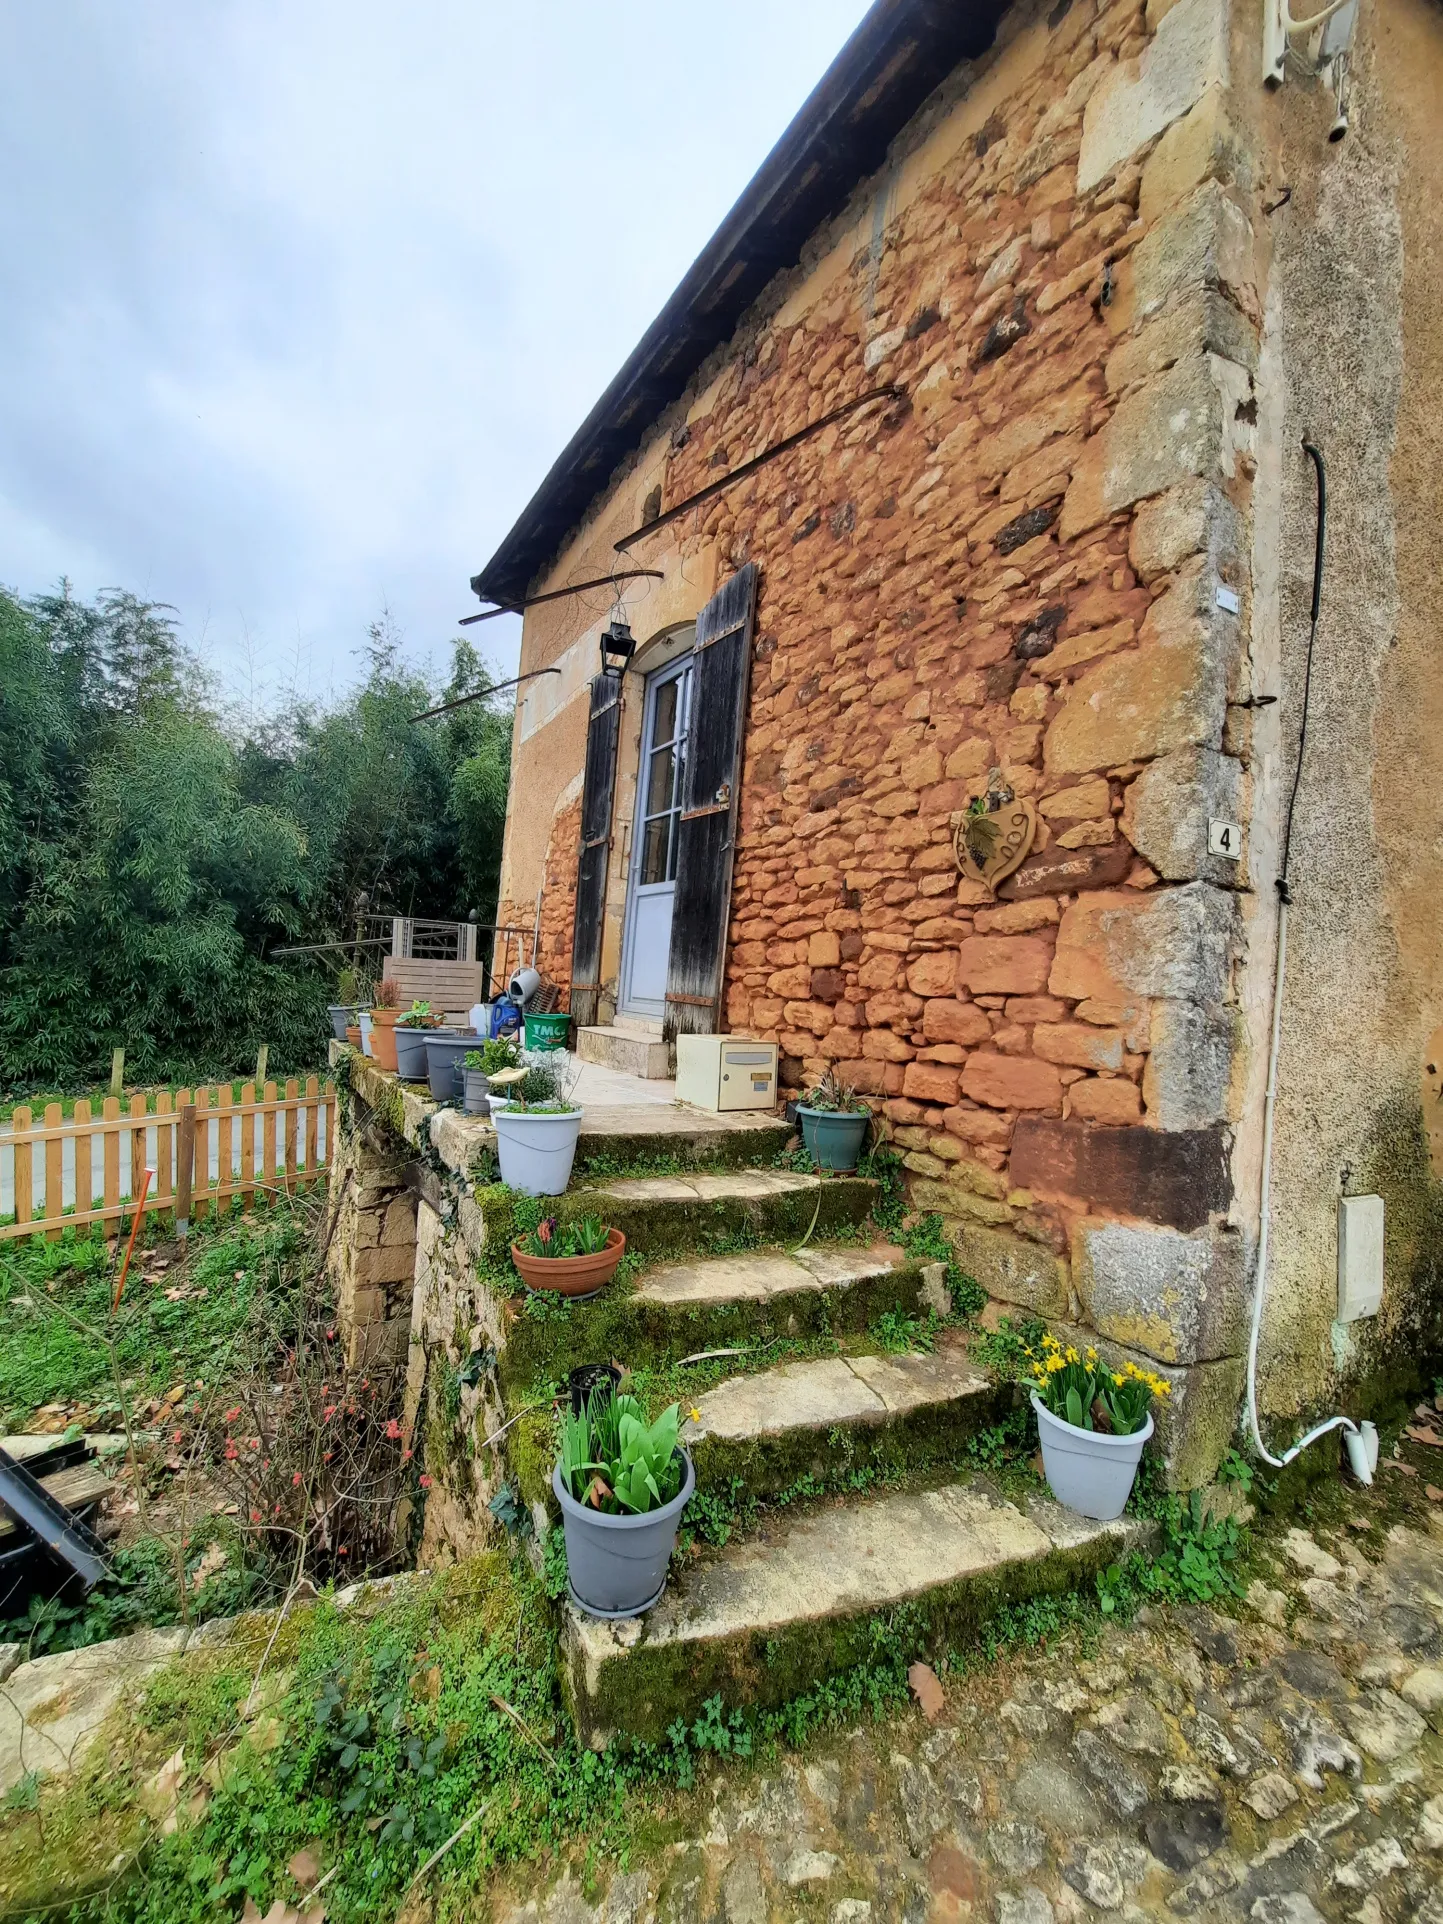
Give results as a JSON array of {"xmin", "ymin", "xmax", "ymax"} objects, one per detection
[
  {"xmin": 328, "ymin": 1004, "xmax": 357, "ymax": 1042},
  {"xmin": 797, "ymin": 1106, "xmax": 870, "ymax": 1171},
  {"xmin": 424, "ymin": 1032, "xmax": 476, "ymax": 1100},
  {"xmin": 1032, "ymin": 1393, "xmax": 1152, "ymax": 1521},
  {"xmin": 461, "ymin": 1066, "xmax": 490, "ymax": 1114},
  {"xmin": 395, "ymin": 1024, "xmax": 445, "ymax": 1081},
  {"xmin": 492, "ymin": 1106, "xmax": 583, "ymax": 1195},
  {"xmin": 552, "ymin": 1451, "xmax": 694, "ymax": 1619}
]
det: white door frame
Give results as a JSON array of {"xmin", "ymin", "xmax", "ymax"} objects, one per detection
[{"xmin": 618, "ymin": 650, "xmax": 694, "ymax": 1021}]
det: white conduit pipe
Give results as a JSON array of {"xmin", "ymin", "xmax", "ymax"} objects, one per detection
[
  {"xmin": 1245, "ymin": 895, "xmax": 1367, "ymax": 1475},
  {"xmin": 1242, "ymin": 439, "xmax": 1372, "ymax": 1483}
]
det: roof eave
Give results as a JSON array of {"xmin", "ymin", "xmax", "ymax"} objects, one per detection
[{"xmin": 471, "ymin": 0, "xmax": 1006, "ymax": 610}]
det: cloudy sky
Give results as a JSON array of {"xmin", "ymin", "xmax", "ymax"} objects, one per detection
[{"xmin": 0, "ymin": 2, "xmax": 871, "ymax": 719}]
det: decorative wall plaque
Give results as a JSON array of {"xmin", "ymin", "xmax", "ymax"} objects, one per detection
[{"xmin": 951, "ymin": 770, "xmax": 1038, "ymax": 893}]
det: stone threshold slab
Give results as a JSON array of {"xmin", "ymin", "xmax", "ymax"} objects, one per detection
[
  {"xmin": 563, "ymin": 1480, "xmax": 1149, "ymax": 1746},
  {"xmin": 636, "ymin": 1241, "xmax": 903, "ymax": 1308},
  {"xmin": 681, "ymin": 1347, "xmax": 994, "ymax": 1445},
  {"xmin": 338, "ymin": 1048, "xmax": 791, "ymax": 1178}
]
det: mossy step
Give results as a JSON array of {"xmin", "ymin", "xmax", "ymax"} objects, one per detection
[
  {"xmin": 498, "ymin": 1238, "xmax": 921, "ymax": 1396},
  {"xmin": 584, "ymin": 1167, "xmax": 875, "ymax": 1259},
  {"xmin": 560, "ymin": 1479, "xmax": 1149, "ymax": 1748},
  {"xmin": 681, "ymin": 1342, "xmax": 1016, "ymax": 1503}
]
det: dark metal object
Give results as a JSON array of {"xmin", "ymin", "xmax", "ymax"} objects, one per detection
[
  {"xmin": 569, "ymin": 675, "xmax": 623, "ymax": 1030},
  {"xmin": 410, "ymin": 665, "xmax": 561, "ymax": 723},
  {"xmin": 662, "ymin": 563, "xmax": 759, "ymax": 1042},
  {"xmin": 0, "ymin": 1446, "xmax": 109, "ymax": 1589},
  {"xmin": 600, "ymin": 619, "xmax": 635, "ymax": 679},
  {"xmin": 461, "ymin": 569, "xmax": 664, "ymax": 624},
  {"xmin": 567, "ymin": 1364, "xmax": 622, "ymax": 1417},
  {"xmin": 1278, "ymin": 439, "xmax": 1327, "ymax": 906},
  {"xmin": 613, "ymin": 385, "xmax": 904, "ymax": 553},
  {"xmin": 469, "ymin": 0, "xmax": 1010, "ymax": 608}
]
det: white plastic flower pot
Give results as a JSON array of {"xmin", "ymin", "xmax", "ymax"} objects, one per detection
[
  {"xmin": 1032, "ymin": 1392, "xmax": 1153, "ymax": 1521},
  {"xmin": 491, "ymin": 1106, "xmax": 584, "ymax": 1196},
  {"xmin": 552, "ymin": 1451, "xmax": 694, "ymax": 1618}
]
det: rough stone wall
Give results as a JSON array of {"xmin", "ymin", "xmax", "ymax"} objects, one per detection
[
  {"xmin": 328, "ymin": 1061, "xmax": 508, "ymax": 1562},
  {"xmin": 326, "ymin": 1094, "xmax": 418, "ymax": 1369},
  {"xmin": 486, "ymin": 0, "xmax": 1271, "ymax": 1479},
  {"xmin": 487, "ymin": 0, "xmax": 1443, "ymax": 1470},
  {"xmin": 401, "ymin": 1195, "xmax": 507, "ymax": 1564},
  {"xmin": 495, "ymin": 780, "xmax": 583, "ymax": 1002},
  {"xmin": 649, "ymin": 0, "xmax": 1255, "ymax": 1470}
]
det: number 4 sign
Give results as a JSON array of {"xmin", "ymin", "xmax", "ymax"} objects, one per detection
[{"xmin": 1208, "ymin": 819, "xmax": 1242, "ymax": 859}]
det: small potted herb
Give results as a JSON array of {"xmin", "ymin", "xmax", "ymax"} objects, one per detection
[
  {"xmin": 396, "ymin": 1000, "xmax": 446, "ymax": 1080},
  {"xmin": 1026, "ymin": 1333, "xmax": 1169, "ymax": 1520},
  {"xmin": 552, "ymin": 1382, "xmax": 693, "ymax": 1617},
  {"xmin": 511, "ymin": 1214, "xmax": 626, "ymax": 1297},
  {"xmin": 795, "ymin": 1069, "xmax": 872, "ymax": 1171},
  {"xmin": 461, "ymin": 1035, "xmax": 520, "ymax": 1115},
  {"xmin": 368, "ymin": 978, "xmax": 404, "ymax": 1072},
  {"xmin": 491, "ymin": 1055, "xmax": 584, "ymax": 1195}
]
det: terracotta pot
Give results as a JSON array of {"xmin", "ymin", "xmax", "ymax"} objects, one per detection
[
  {"xmin": 510, "ymin": 1227, "xmax": 626, "ymax": 1297},
  {"xmin": 345, "ymin": 1025, "xmax": 362, "ymax": 1047},
  {"xmin": 369, "ymin": 1007, "xmax": 402, "ymax": 1072}
]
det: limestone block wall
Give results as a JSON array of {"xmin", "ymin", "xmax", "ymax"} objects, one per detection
[
  {"xmin": 328, "ymin": 1057, "xmax": 514, "ymax": 1561},
  {"xmin": 401, "ymin": 1192, "xmax": 508, "ymax": 1566},
  {"xmin": 326, "ymin": 1094, "xmax": 418, "ymax": 1370}
]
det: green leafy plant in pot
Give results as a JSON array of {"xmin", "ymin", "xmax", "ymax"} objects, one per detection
[
  {"xmin": 461, "ymin": 1035, "xmax": 520, "ymax": 1115},
  {"xmin": 396, "ymin": 1001, "xmax": 447, "ymax": 1081},
  {"xmin": 1025, "ymin": 1331, "xmax": 1168, "ymax": 1521},
  {"xmin": 552, "ymin": 1384, "xmax": 693, "ymax": 1617},
  {"xmin": 795, "ymin": 1069, "xmax": 872, "ymax": 1170},
  {"xmin": 511, "ymin": 1213, "xmax": 626, "ymax": 1297}
]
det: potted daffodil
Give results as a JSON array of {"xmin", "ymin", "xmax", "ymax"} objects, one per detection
[{"xmin": 1025, "ymin": 1333, "xmax": 1169, "ymax": 1520}]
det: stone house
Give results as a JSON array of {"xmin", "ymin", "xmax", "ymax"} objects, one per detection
[{"xmin": 474, "ymin": 0, "xmax": 1443, "ymax": 1481}]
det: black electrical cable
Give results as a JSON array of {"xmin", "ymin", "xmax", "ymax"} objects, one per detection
[{"xmin": 1276, "ymin": 438, "xmax": 1327, "ymax": 905}]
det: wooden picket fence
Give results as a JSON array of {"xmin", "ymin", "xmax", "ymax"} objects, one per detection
[{"xmin": 0, "ymin": 1077, "xmax": 336, "ymax": 1243}]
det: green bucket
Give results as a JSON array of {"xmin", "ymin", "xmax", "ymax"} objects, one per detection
[{"xmin": 524, "ymin": 1010, "xmax": 571, "ymax": 1052}]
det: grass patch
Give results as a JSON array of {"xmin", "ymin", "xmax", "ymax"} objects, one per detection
[
  {"xmin": 0, "ymin": 1201, "xmax": 312, "ymax": 1426},
  {"xmin": 5, "ymin": 1557, "xmax": 700, "ymax": 1924}
]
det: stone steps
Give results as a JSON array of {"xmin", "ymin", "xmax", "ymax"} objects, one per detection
[
  {"xmin": 499, "ymin": 1235, "xmax": 923, "ymax": 1394},
  {"xmin": 582, "ymin": 1167, "xmax": 877, "ymax": 1260},
  {"xmin": 560, "ymin": 1477, "xmax": 1149, "ymax": 1747},
  {"xmin": 576, "ymin": 1024, "xmax": 671, "ymax": 1079},
  {"xmin": 680, "ymin": 1342, "xmax": 1015, "ymax": 1503}
]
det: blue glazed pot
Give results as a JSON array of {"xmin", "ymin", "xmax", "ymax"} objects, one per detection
[{"xmin": 796, "ymin": 1106, "xmax": 870, "ymax": 1171}]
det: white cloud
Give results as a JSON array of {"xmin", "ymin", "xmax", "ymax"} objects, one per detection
[{"xmin": 0, "ymin": 1, "xmax": 871, "ymax": 706}]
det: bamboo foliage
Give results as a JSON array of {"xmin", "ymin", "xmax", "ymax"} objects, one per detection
[{"xmin": 0, "ymin": 1077, "xmax": 336, "ymax": 1242}]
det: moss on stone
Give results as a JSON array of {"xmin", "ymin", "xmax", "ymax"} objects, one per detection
[
  {"xmin": 686, "ymin": 1380, "xmax": 1020, "ymax": 1508},
  {"xmin": 1349, "ymin": 1092, "xmax": 1443, "ymax": 1403},
  {"xmin": 496, "ymin": 1251, "xmax": 925, "ymax": 1400},
  {"xmin": 563, "ymin": 1529, "xmax": 1124, "ymax": 1749}
]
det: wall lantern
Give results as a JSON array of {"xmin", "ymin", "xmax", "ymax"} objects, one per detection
[{"xmin": 600, "ymin": 618, "xmax": 636, "ymax": 679}]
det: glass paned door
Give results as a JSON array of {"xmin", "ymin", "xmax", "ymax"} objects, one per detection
[{"xmin": 619, "ymin": 653, "xmax": 693, "ymax": 1019}]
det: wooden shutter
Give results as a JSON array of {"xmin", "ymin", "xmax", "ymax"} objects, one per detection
[
  {"xmin": 568, "ymin": 672, "xmax": 622, "ymax": 1029},
  {"xmin": 663, "ymin": 562, "xmax": 759, "ymax": 1042}
]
